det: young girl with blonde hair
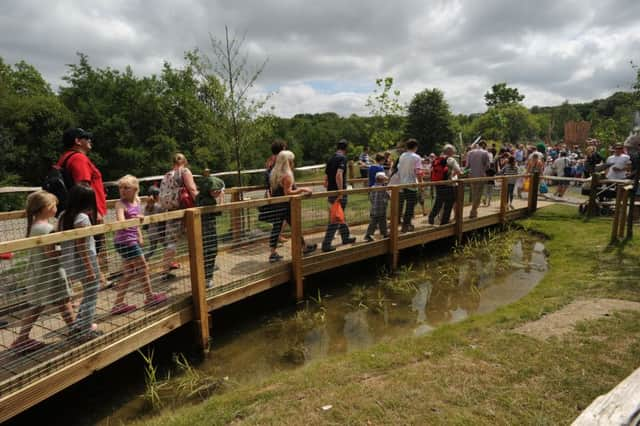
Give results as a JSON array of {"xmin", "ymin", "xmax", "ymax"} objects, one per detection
[
  {"xmin": 112, "ymin": 175, "xmax": 167, "ymax": 314},
  {"xmin": 11, "ymin": 191, "xmax": 75, "ymax": 353}
]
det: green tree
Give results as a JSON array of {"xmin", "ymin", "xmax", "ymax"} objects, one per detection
[
  {"xmin": 365, "ymin": 77, "xmax": 405, "ymax": 150},
  {"xmin": 405, "ymin": 89, "xmax": 455, "ymax": 154},
  {"xmin": 484, "ymin": 82, "xmax": 525, "ymax": 107},
  {"xmin": 0, "ymin": 57, "xmax": 74, "ymax": 188}
]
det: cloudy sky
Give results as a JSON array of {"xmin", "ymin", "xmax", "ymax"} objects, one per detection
[{"xmin": 1, "ymin": 0, "xmax": 639, "ymax": 117}]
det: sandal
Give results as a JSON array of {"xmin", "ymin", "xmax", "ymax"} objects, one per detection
[
  {"xmin": 111, "ymin": 303, "xmax": 137, "ymax": 315},
  {"xmin": 144, "ymin": 292, "xmax": 168, "ymax": 307}
]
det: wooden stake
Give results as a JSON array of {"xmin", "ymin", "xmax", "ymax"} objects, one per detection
[
  {"xmin": 499, "ymin": 177, "xmax": 508, "ymax": 224},
  {"xmin": 290, "ymin": 196, "xmax": 304, "ymax": 300},
  {"xmin": 454, "ymin": 182, "xmax": 465, "ymax": 243},
  {"xmin": 587, "ymin": 173, "xmax": 600, "ymax": 217},
  {"xmin": 618, "ymin": 187, "xmax": 629, "ymax": 239},
  {"xmin": 611, "ymin": 185, "xmax": 624, "ymax": 244},
  {"xmin": 528, "ymin": 171, "xmax": 540, "ymax": 214},
  {"xmin": 185, "ymin": 208, "xmax": 210, "ymax": 351},
  {"xmin": 389, "ymin": 186, "xmax": 400, "ymax": 270}
]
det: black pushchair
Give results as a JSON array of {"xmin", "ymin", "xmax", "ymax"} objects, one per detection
[{"xmin": 578, "ymin": 165, "xmax": 617, "ymax": 215}]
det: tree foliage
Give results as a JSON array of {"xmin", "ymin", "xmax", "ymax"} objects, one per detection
[
  {"xmin": 405, "ymin": 89, "xmax": 455, "ymax": 154},
  {"xmin": 365, "ymin": 77, "xmax": 405, "ymax": 150},
  {"xmin": 484, "ymin": 82, "xmax": 525, "ymax": 107}
]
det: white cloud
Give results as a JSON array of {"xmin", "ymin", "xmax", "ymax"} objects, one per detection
[{"xmin": 0, "ymin": 0, "xmax": 638, "ymax": 117}]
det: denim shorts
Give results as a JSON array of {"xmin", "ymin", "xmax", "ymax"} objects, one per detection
[{"xmin": 114, "ymin": 243, "xmax": 144, "ymax": 260}]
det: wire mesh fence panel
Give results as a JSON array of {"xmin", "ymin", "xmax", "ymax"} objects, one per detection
[
  {"xmin": 0, "ymin": 210, "xmax": 192, "ymax": 395},
  {"xmin": 203, "ymin": 204, "xmax": 292, "ymax": 297}
]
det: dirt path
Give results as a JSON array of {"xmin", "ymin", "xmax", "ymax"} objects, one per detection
[{"xmin": 514, "ymin": 298, "xmax": 640, "ymax": 339}]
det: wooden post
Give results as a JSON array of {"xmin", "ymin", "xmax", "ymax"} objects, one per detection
[
  {"xmin": 231, "ymin": 191, "xmax": 242, "ymax": 241},
  {"xmin": 454, "ymin": 182, "xmax": 465, "ymax": 243},
  {"xmin": 499, "ymin": 176, "xmax": 508, "ymax": 223},
  {"xmin": 389, "ymin": 186, "xmax": 400, "ymax": 270},
  {"xmin": 528, "ymin": 171, "xmax": 540, "ymax": 214},
  {"xmin": 611, "ymin": 185, "xmax": 624, "ymax": 244},
  {"xmin": 587, "ymin": 173, "xmax": 600, "ymax": 217},
  {"xmin": 290, "ymin": 196, "xmax": 304, "ymax": 300},
  {"xmin": 618, "ymin": 187, "xmax": 630, "ymax": 239},
  {"xmin": 184, "ymin": 208, "xmax": 210, "ymax": 351}
]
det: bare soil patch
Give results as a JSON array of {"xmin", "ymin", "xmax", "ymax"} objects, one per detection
[{"xmin": 514, "ymin": 298, "xmax": 640, "ymax": 339}]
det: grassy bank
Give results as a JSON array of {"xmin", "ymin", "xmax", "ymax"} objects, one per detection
[{"xmin": 135, "ymin": 204, "xmax": 640, "ymax": 425}]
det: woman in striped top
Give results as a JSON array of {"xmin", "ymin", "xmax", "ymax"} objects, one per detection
[{"xmin": 500, "ymin": 155, "xmax": 519, "ymax": 209}]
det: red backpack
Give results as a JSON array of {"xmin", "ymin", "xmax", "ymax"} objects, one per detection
[{"xmin": 431, "ymin": 155, "xmax": 449, "ymax": 181}]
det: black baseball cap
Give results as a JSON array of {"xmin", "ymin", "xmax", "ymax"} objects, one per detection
[{"xmin": 62, "ymin": 128, "xmax": 92, "ymax": 147}]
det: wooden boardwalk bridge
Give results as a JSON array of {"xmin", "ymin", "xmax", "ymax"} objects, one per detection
[{"xmin": 0, "ymin": 172, "xmax": 563, "ymax": 421}]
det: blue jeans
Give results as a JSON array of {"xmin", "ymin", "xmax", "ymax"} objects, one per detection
[
  {"xmin": 322, "ymin": 196, "xmax": 351, "ymax": 248},
  {"xmin": 74, "ymin": 255, "xmax": 99, "ymax": 331}
]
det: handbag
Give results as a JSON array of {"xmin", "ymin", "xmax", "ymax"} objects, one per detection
[
  {"xmin": 179, "ymin": 187, "xmax": 194, "ymax": 209},
  {"xmin": 539, "ymin": 182, "xmax": 548, "ymax": 194},
  {"xmin": 329, "ymin": 199, "xmax": 345, "ymax": 224},
  {"xmin": 258, "ymin": 204, "xmax": 274, "ymax": 222}
]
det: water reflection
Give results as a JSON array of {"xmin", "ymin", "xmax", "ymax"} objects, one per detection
[{"xmin": 100, "ymin": 236, "xmax": 547, "ymax": 425}]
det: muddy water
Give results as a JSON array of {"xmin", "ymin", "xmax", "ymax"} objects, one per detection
[
  {"xmin": 8, "ymin": 235, "xmax": 547, "ymax": 425},
  {"xmin": 101, "ymin": 236, "xmax": 547, "ymax": 424}
]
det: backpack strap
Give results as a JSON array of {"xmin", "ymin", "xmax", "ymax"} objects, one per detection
[{"xmin": 60, "ymin": 151, "xmax": 81, "ymax": 187}]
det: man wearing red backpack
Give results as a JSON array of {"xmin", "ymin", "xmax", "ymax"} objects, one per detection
[
  {"xmin": 427, "ymin": 144, "xmax": 462, "ymax": 225},
  {"xmin": 56, "ymin": 128, "xmax": 108, "ymax": 286}
]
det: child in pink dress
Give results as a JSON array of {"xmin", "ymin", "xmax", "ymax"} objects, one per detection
[{"xmin": 112, "ymin": 175, "xmax": 167, "ymax": 314}]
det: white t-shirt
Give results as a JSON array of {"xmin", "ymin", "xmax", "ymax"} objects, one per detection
[
  {"xmin": 398, "ymin": 151, "xmax": 422, "ymax": 185},
  {"xmin": 606, "ymin": 154, "xmax": 630, "ymax": 179},
  {"xmin": 552, "ymin": 157, "xmax": 570, "ymax": 177}
]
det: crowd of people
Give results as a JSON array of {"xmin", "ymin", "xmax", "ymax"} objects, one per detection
[{"xmin": 5, "ymin": 127, "xmax": 639, "ymax": 354}]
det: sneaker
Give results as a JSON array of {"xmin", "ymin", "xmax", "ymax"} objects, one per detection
[
  {"xmin": 10, "ymin": 338, "xmax": 46, "ymax": 354},
  {"xmin": 342, "ymin": 236, "xmax": 356, "ymax": 245},
  {"xmin": 302, "ymin": 243, "xmax": 317, "ymax": 255},
  {"xmin": 169, "ymin": 262, "xmax": 180, "ymax": 270},
  {"xmin": 206, "ymin": 279, "xmax": 214, "ymax": 289},
  {"xmin": 162, "ymin": 272, "xmax": 177, "ymax": 281},
  {"xmin": 101, "ymin": 279, "xmax": 116, "ymax": 290},
  {"xmin": 322, "ymin": 245, "xmax": 336, "ymax": 252},
  {"xmin": 111, "ymin": 303, "xmax": 137, "ymax": 315},
  {"xmin": 144, "ymin": 292, "xmax": 168, "ymax": 307},
  {"xmin": 401, "ymin": 224, "xmax": 415, "ymax": 233},
  {"xmin": 269, "ymin": 253, "xmax": 283, "ymax": 263},
  {"xmin": 364, "ymin": 235, "xmax": 374, "ymax": 242}
]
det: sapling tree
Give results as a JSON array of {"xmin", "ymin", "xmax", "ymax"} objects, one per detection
[
  {"xmin": 203, "ymin": 26, "xmax": 273, "ymax": 186},
  {"xmin": 365, "ymin": 77, "xmax": 405, "ymax": 150}
]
